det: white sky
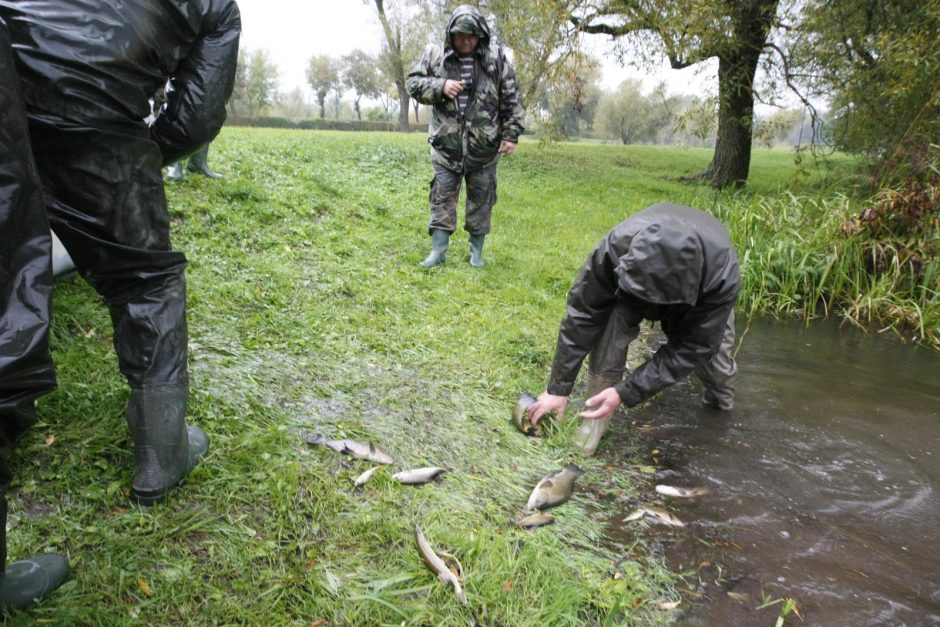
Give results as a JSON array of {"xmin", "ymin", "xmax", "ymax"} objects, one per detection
[{"xmin": 235, "ymin": 0, "xmax": 717, "ymax": 102}]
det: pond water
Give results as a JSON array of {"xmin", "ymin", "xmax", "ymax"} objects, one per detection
[{"xmin": 605, "ymin": 318, "xmax": 940, "ymax": 626}]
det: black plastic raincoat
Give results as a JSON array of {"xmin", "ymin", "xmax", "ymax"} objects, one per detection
[
  {"xmin": 546, "ymin": 202, "xmax": 740, "ymax": 407},
  {"xmin": 0, "ymin": 1, "xmax": 240, "ymax": 449}
]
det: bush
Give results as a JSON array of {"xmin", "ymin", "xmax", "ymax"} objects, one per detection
[{"xmin": 225, "ymin": 115, "xmax": 428, "ymax": 133}]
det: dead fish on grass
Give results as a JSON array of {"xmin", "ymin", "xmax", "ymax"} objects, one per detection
[
  {"xmin": 511, "ymin": 392, "xmax": 541, "ymax": 436},
  {"xmin": 515, "ymin": 512, "xmax": 556, "ymax": 530},
  {"xmin": 392, "ymin": 467, "xmax": 447, "ymax": 485},
  {"xmin": 526, "ymin": 464, "xmax": 584, "ymax": 512},
  {"xmin": 414, "ymin": 524, "xmax": 467, "ymax": 604},
  {"xmin": 305, "ymin": 433, "xmax": 394, "ymax": 465},
  {"xmin": 353, "ymin": 466, "xmax": 380, "ymax": 487},
  {"xmin": 655, "ymin": 485, "xmax": 710, "ymax": 498},
  {"xmin": 623, "ymin": 507, "xmax": 685, "ymax": 528}
]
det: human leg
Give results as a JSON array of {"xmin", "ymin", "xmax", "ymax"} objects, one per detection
[
  {"xmin": 421, "ymin": 163, "xmax": 461, "ymax": 267},
  {"xmin": 0, "ymin": 21, "xmax": 69, "ymax": 609},
  {"xmin": 464, "ymin": 163, "xmax": 497, "ymax": 267},
  {"xmin": 574, "ymin": 302, "xmax": 642, "ymax": 456},
  {"xmin": 30, "ymin": 123, "xmax": 207, "ymax": 504},
  {"xmin": 186, "ymin": 143, "xmax": 222, "ymax": 179},
  {"xmin": 695, "ymin": 310, "xmax": 737, "ymax": 410}
]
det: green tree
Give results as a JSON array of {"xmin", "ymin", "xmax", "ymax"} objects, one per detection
[
  {"xmin": 306, "ymin": 55, "xmax": 340, "ymax": 119},
  {"xmin": 573, "ymin": 0, "xmax": 780, "ymax": 188},
  {"xmin": 230, "ymin": 48, "xmax": 279, "ymax": 119},
  {"xmin": 341, "ymin": 50, "xmax": 382, "ymax": 121},
  {"xmin": 789, "ymin": 0, "xmax": 940, "ymax": 177},
  {"xmin": 594, "ymin": 79, "xmax": 665, "ymax": 144}
]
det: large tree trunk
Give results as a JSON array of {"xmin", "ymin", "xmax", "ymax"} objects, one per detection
[
  {"xmin": 396, "ymin": 81, "xmax": 410, "ymax": 131},
  {"xmin": 413, "ymin": 99, "xmax": 420, "ymax": 124},
  {"xmin": 700, "ymin": 0, "xmax": 776, "ymax": 188}
]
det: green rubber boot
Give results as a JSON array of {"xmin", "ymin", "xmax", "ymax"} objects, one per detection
[
  {"xmin": 187, "ymin": 144, "xmax": 223, "ymax": 179},
  {"xmin": 0, "ymin": 498, "xmax": 69, "ymax": 612},
  {"xmin": 126, "ymin": 385, "xmax": 209, "ymax": 506},
  {"xmin": 573, "ymin": 372, "xmax": 622, "ymax": 457},
  {"xmin": 165, "ymin": 161, "xmax": 185, "ymax": 182},
  {"xmin": 419, "ymin": 230, "xmax": 450, "ymax": 267},
  {"xmin": 468, "ymin": 234, "xmax": 485, "ymax": 268}
]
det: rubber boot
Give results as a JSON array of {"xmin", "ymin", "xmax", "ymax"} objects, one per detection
[
  {"xmin": 0, "ymin": 497, "xmax": 69, "ymax": 612},
  {"xmin": 419, "ymin": 230, "xmax": 450, "ymax": 267},
  {"xmin": 573, "ymin": 372, "xmax": 621, "ymax": 457},
  {"xmin": 165, "ymin": 161, "xmax": 185, "ymax": 182},
  {"xmin": 126, "ymin": 385, "xmax": 209, "ymax": 506},
  {"xmin": 187, "ymin": 144, "xmax": 223, "ymax": 179},
  {"xmin": 468, "ymin": 234, "xmax": 485, "ymax": 268}
]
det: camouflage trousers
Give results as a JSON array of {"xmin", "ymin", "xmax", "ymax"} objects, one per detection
[
  {"xmin": 588, "ymin": 304, "xmax": 738, "ymax": 410},
  {"xmin": 427, "ymin": 161, "xmax": 498, "ymax": 235}
]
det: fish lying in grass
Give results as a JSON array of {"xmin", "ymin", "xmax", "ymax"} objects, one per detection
[
  {"xmin": 392, "ymin": 467, "xmax": 447, "ymax": 485},
  {"xmin": 353, "ymin": 466, "xmax": 380, "ymax": 487},
  {"xmin": 623, "ymin": 507, "xmax": 686, "ymax": 528},
  {"xmin": 655, "ymin": 485, "xmax": 709, "ymax": 498},
  {"xmin": 414, "ymin": 524, "xmax": 467, "ymax": 604},
  {"xmin": 305, "ymin": 433, "xmax": 394, "ymax": 465},
  {"xmin": 511, "ymin": 391, "xmax": 541, "ymax": 436},
  {"xmin": 515, "ymin": 512, "xmax": 556, "ymax": 530},
  {"xmin": 526, "ymin": 464, "xmax": 584, "ymax": 512}
]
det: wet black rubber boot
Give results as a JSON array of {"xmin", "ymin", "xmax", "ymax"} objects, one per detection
[
  {"xmin": 419, "ymin": 229, "xmax": 450, "ymax": 267},
  {"xmin": 468, "ymin": 234, "xmax": 485, "ymax": 267},
  {"xmin": 126, "ymin": 385, "xmax": 209, "ymax": 506},
  {"xmin": 0, "ymin": 497, "xmax": 69, "ymax": 612},
  {"xmin": 187, "ymin": 144, "xmax": 223, "ymax": 179}
]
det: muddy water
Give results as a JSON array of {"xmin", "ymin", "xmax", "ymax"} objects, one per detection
[{"xmin": 606, "ymin": 319, "xmax": 940, "ymax": 626}]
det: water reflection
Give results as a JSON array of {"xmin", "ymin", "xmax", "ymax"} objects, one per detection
[{"xmin": 606, "ymin": 318, "xmax": 940, "ymax": 626}]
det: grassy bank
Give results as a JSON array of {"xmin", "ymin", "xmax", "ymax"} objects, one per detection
[{"xmin": 10, "ymin": 129, "xmax": 930, "ymax": 624}]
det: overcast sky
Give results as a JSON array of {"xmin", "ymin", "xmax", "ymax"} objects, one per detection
[{"xmin": 235, "ymin": 0, "xmax": 717, "ymax": 101}]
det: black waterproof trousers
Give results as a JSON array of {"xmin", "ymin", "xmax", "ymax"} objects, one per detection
[{"xmin": 0, "ymin": 20, "xmax": 54, "ymax": 489}]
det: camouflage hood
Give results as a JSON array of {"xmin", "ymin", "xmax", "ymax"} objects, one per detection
[{"xmin": 444, "ymin": 5, "xmax": 491, "ymax": 50}]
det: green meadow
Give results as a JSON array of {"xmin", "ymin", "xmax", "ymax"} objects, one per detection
[{"xmin": 10, "ymin": 128, "xmax": 934, "ymax": 624}]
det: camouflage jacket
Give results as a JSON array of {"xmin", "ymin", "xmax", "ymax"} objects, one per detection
[{"xmin": 406, "ymin": 6, "xmax": 525, "ymax": 171}]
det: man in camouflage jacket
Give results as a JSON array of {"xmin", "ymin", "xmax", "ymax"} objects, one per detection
[{"xmin": 406, "ymin": 4, "xmax": 524, "ymax": 267}]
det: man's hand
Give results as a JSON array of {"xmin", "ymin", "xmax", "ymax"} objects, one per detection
[
  {"xmin": 527, "ymin": 392, "xmax": 568, "ymax": 425},
  {"xmin": 498, "ymin": 140, "xmax": 516, "ymax": 155},
  {"xmin": 443, "ymin": 79, "xmax": 464, "ymax": 100},
  {"xmin": 580, "ymin": 387, "xmax": 622, "ymax": 420}
]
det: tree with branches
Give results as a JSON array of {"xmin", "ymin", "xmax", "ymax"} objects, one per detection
[{"xmin": 306, "ymin": 55, "xmax": 340, "ymax": 119}]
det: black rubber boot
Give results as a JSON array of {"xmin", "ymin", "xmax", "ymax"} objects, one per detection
[
  {"xmin": 0, "ymin": 497, "xmax": 69, "ymax": 612},
  {"xmin": 186, "ymin": 144, "xmax": 223, "ymax": 179},
  {"xmin": 126, "ymin": 385, "xmax": 209, "ymax": 505},
  {"xmin": 468, "ymin": 234, "xmax": 485, "ymax": 267},
  {"xmin": 419, "ymin": 229, "xmax": 450, "ymax": 267}
]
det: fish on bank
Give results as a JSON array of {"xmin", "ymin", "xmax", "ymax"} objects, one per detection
[
  {"xmin": 526, "ymin": 464, "xmax": 584, "ymax": 512},
  {"xmin": 511, "ymin": 391, "xmax": 541, "ymax": 436},
  {"xmin": 392, "ymin": 467, "xmax": 448, "ymax": 485},
  {"xmin": 515, "ymin": 512, "xmax": 556, "ymax": 530},
  {"xmin": 305, "ymin": 433, "xmax": 394, "ymax": 465},
  {"xmin": 414, "ymin": 524, "xmax": 467, "ymax": 605},
  {"xmin": 353, "ymin": 466, "xmax": 380, "ymax": 487},
  {"xmin": 655, "ymin": 484, "xmax": 709, "ymax": 498},
  {"xmin": 623, "ymin": 507, "xmax": 685, "ymax": 528}
]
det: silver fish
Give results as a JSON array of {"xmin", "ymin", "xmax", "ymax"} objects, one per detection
[
  {"xmin": 392, "ymin": 467, "xmax": 447, "ymax": 485},
  {"xmin": 526, "ymin": 464, "xmax": 584, "ymax": 512},
  {"xmin": 353, "ymin": 466, "xmax": 380, "ymax": 487},
  {"xmin": 511, "ymin": 392, "xmax": 541, "ymax": 436},
  {"xmin": 623, "ymin": 507, "xmax": 685, "ymax": 528},
  {"xmin": 655, "ymin": 484, "xmax": 709, "ymax": 498},
  {"xmin": 306, "ymin": 433, "xmax": 394, "ymax": 465},
  {"xmin": 515, "ymin": 512, "xmax": 556, "ymax": 530},
  {"xmin": 414, "ymin": 524, "xmax": 467, "ymax": 605}
]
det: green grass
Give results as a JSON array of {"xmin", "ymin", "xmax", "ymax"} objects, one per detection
[{"xmin": 9, "ymin": 128, "xmax": 931, "ymax": 624}]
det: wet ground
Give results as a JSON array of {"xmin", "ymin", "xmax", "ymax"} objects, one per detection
[{"xmin": 604, "ymin": 318, "xmax": 940, "ymax": 626}]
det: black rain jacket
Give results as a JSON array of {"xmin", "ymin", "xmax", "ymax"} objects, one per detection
[
  {"xmin": 0, "ymin": 0, "xmax": 240, "ymax": 164},
  {"xmin": 547, "ymin": 202, "xmax": 740, "ymax": 407}
]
